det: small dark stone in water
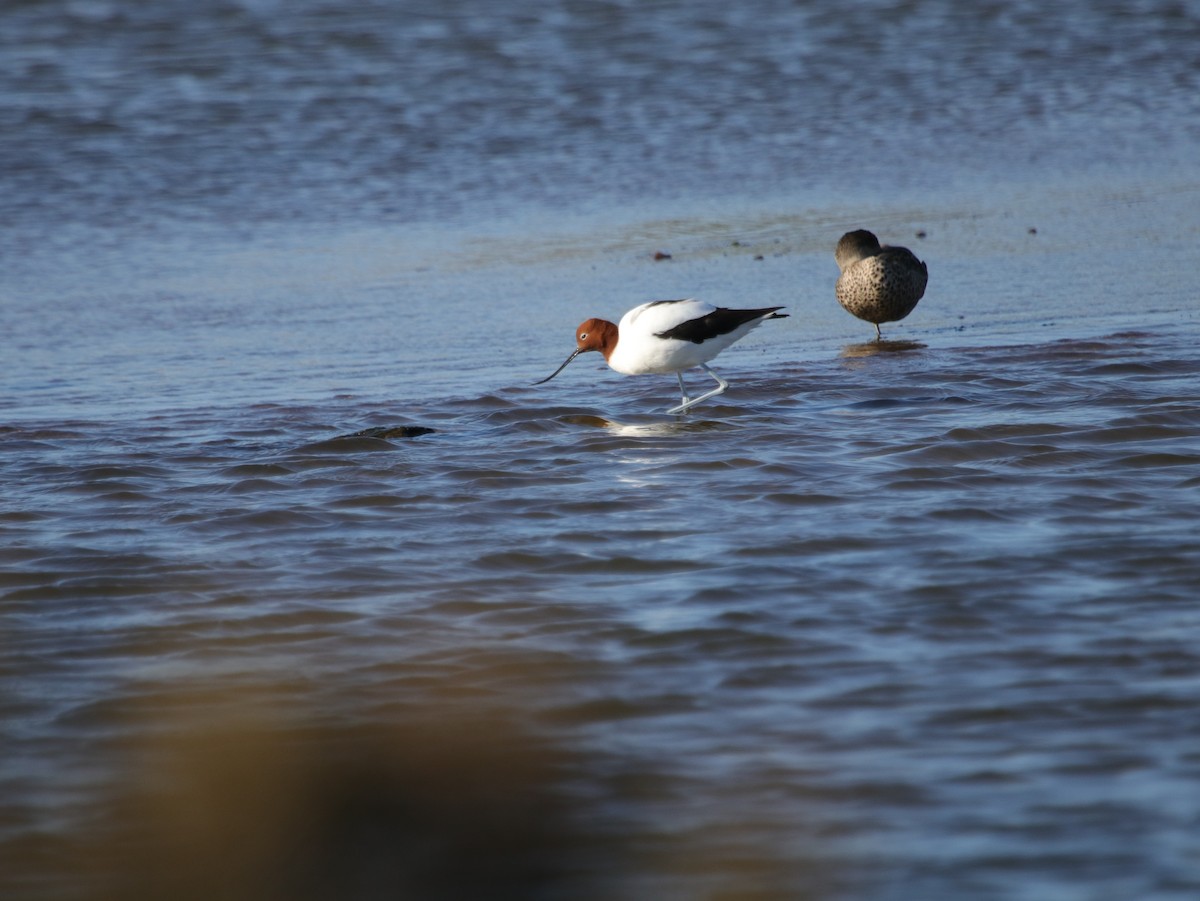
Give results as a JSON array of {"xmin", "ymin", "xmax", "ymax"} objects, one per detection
[
  {"xmin": 1028, "ymin": 227, "xmax": 1038, "ymax": 234},
  {"xmin": 915, "ymin": 230, "xmax": 927, "ymax": 239},
  {"xmin": 345, "ymin": 426, "xmax": 435, "ymax": 440},
  {"xmin": 653, "ymin": 251, "xmax": 672, "ymax": 260},
  {"xmin": 754, "ymin": 255, "xmax": 764, "ymax": 261}
]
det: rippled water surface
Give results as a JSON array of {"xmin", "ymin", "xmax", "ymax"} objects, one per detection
[
  {"xmin": 3, "ymin": 1, "xmax": 1200, "ymax": 899},
  {"xmin": 5, "ymin": 328, "xmax": 1200, "ymax": 899}
]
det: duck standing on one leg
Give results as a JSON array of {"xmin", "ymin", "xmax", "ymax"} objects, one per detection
[
  {"xmin": 834, "ymin": 229, "xmax": 928, "ymax": 340},
  {"xmin": 535, "ymin": 298, "xmax": 787, "ymax": 414}
]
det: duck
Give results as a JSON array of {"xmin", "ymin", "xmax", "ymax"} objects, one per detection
[{"xmin": 834, "ymin": 229, "xmax": 928, "ymax": 339}]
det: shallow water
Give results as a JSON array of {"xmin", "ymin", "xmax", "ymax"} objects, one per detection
[
  {"xmin": 3, "ymin": 1, "xmax": 1200, "ymax": 899},
  {"xmin": 4, "ymin": 326, "xmax": 1200, "ymax": 899}
]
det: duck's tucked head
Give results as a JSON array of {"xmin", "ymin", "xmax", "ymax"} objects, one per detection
[
  {"xmin": 574, "ymin": 318, "xmax": 618, "ymax": 356},
  {"xmin": 834, "ymin": 229, "xmax": 882, "ymax": 272}
]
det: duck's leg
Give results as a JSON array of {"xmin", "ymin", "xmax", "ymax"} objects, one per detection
[
  {"xmin": 667, "ymin": 364, "xmax": 728, "ymax": 414},
  {"xmin": 874, "ymin": 322, "xmax": 882, "ymax": 341}
]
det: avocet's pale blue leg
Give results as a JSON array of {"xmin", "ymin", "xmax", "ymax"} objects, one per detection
[
  {"xmin": 674, "ymin": 372, "xmax": 691, "ymax": 409},
  {"xmin": 667, "ymin": 364, "xmax": 728, "ymax": 414}
]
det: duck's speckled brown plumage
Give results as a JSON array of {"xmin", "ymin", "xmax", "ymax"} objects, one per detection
[{"xmin": 834, "ymin": 229, "xmax": 928, "ymax": 339}]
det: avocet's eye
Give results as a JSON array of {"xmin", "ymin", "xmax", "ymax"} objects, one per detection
[{"xmin": 579, "ymin": 332, "xmax": 588, "ymax": 341}]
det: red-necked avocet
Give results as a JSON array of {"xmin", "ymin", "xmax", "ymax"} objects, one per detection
[{"xmin": 536, "ymin": 298, "xmax": 787, "ymax": 414}]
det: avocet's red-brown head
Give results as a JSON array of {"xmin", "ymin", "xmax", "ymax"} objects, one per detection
[
  {"xmin": 573, "ymin": 318, "xmax": 618, "ymax": 356},
  {"xmin": 534, "ymin": 317, "xmax": 619, "ymax": 385}
]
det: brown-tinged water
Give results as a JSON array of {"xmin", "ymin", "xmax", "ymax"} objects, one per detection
[{"xmin": 3, "ymin": 1, "xmax": 1200, "ymax": 899}]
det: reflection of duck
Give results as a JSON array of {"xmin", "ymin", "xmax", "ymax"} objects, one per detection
[
  {"xmin": 840, "ymin": 339, "xmax": 926, "ymax": 360},
  {"xmin": 834, "ymin": 230, "xmax": 928, "ymax": 340},
  {"xmin": 536, "ymin": 298, "xmax": 787, "ymax": 414}
]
